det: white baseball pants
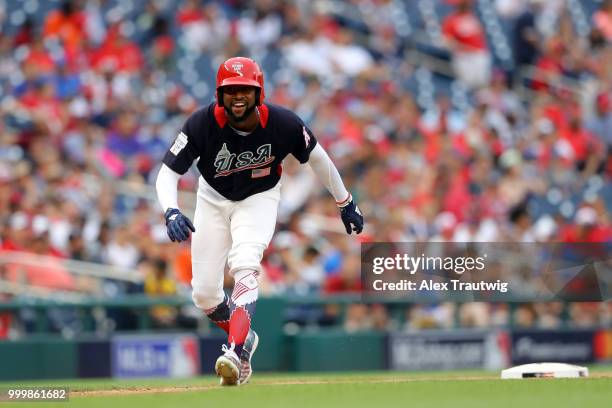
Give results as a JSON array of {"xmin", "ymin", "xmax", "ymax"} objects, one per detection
[{"xmin": 190, "ymin": 177, "xmax": 280, "ymax": 310}]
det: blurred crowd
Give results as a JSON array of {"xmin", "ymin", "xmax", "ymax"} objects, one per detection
[
  {"xmin": 0, "ymin": 0, "xmax": 610, "ymax": 335},
  {"xmin": 285, "ymin": 301, "xmax": 612, "ymax": 333}
]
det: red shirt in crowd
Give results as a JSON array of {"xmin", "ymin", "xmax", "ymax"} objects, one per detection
[
  {"xmin": 6, "ymin": 263, "xmax": 75, "ymax": 291},
  {"xmin": 559, "ymin": 126, "xmax": 597, "ymax": 162},
  {"xmin": 24, "ymin": 48, "xmax": 55, "ymax": 74},
  {"xmin": 43, "ymin": 9, "xmax": 87, "ymax": 50},
  {"xmin": 532, "ymin": 56, "xmax": 563, "ymax": 92},
  {"xmin": 177, "ymin": 7, "xmax": 205, "ymax": 26},
  {"xmin": 90, "ymin": 26, "xmax": 144, "ymax": 73},
  {"xmin": 442, "ymin": 11, "xmax": 487, "ymax": 52},
  {"xmin": 323, "ymin": 274, "xmax": 363, "ymax": 294},
  {"xmin": 559, "ymin": 224, "xmax": 612, "ymax": 242},
  {"xmin": 2, "ymin": 244, "xmax": 74, "ymax": 291}
]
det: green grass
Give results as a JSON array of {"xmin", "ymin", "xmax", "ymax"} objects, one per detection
[{"xmin": 1, "ymin": 370, "xmax": 611, "ymax": 408}]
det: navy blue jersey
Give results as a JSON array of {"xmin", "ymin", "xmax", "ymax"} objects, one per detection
[{"xmin": 163, "ymin": 103, "xmax": 317, "ymax": 201}]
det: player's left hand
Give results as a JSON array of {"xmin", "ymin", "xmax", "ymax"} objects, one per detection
[
  {"xmin": 164, "ymin": 208, "xmax": 196, "ymax": 242},
  {"xmin": 340, "ymin": 199, "xmax": 364, "ymax": 235}
]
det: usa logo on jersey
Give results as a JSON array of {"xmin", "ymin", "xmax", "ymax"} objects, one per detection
[{"xmin": 213, "ymin": 143, "xmax": 274, "ymax": 177}]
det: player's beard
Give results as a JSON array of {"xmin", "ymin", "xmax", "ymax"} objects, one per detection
[{"xmin": 224, "ymin": 101, "xmax": 257, "ymax": 123}]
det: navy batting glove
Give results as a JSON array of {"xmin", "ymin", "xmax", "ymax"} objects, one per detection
[
  {"xmin": 340, "ymin": 199, "xmax": 364, "ymax": 235},
  {"xmin": 164, "ymin": 208, "xmax": 195, "ymax": 242}
]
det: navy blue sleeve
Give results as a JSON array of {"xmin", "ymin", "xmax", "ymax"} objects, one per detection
[
  {"xmin": 162, "ymin": 109, "xmax": 206, "ymax": 174},
  {"xmin": 290, "ymin": 116, "xmax": 318, "ymax": 164}
]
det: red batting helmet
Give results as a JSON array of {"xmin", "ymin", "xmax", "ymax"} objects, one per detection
[{"xmin": 216, "ymin": 57, "xmax": 265, "ymax": 106}]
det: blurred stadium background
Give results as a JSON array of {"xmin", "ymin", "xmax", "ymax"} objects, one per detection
[{"xmin": 0, "ymin": 0, "xmax": 610, "ymax": 381}]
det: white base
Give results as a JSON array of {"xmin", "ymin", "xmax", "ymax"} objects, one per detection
[{"xmin": 501, "ymin": 363, "xmax": 588, "ymax": 379}]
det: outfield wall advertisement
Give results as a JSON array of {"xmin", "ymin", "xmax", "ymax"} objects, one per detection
[
  {"xmin": 0, "ymin": 314, "xmax": 9, "ymax": 339},
  {"xmin": 111, "ymin": 334, "xmax": 200, "ymax": 378},
  {"xmin": 594, "ymin": 329, "xmax": 612, "ymax": 362},
  {"xmin": 510, "ymin": 330, "xmax": 595, "ymax": 365},
  {"xmin": 388, "ymin": 330, "xmax": 510, "ymax": 371},
  {"xmin": 2, "ymin": 328, "xmax": 611, "ymax": 380}
]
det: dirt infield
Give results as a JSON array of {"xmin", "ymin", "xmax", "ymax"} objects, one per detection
[{"xmin": 70, "ymin": 373, "xmax": 612, "ymax": 397}]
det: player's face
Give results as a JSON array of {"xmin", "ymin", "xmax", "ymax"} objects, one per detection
[{"xmin": 222, "ymin": 85, "xmax": 257, "ymax": 123}]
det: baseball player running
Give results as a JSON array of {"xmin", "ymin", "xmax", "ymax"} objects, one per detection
[{"xmin": 155, "ymin": 57, "xmax": 363, "ymax": 386}]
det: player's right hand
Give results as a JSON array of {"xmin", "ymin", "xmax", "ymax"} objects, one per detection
[{"xmin": 164, "ymin": 208, "xmax": 196, "ymax": 242}]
